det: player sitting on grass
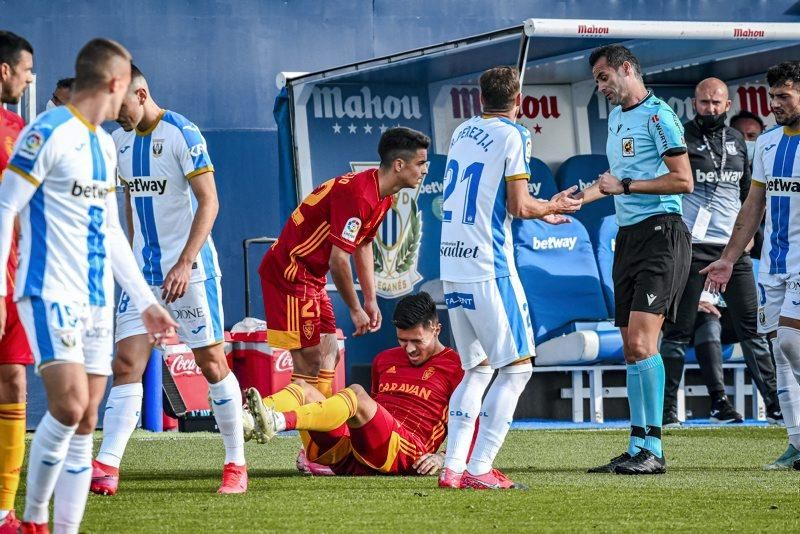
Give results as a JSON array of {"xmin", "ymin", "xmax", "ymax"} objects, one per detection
[{"xmin": 245, "ymin": 292, "xmax": 463, "ymax": 477}]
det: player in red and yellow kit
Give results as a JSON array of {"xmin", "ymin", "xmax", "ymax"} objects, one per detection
[
  {"xmin": 258, "ymin": 127, "xmax": 430, "ymax": 400},
  {"xmin": 0, "ymin": 30, "xmax": 33, "ymax": 533},
  {"xmin": 246, "ymin": 292, "xmax": 464, "ymax": 476}
]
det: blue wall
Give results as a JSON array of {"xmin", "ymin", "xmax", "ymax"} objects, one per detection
[{"xmin": 3, "ymin": 0, "xmax": 800, "ymax": 325}]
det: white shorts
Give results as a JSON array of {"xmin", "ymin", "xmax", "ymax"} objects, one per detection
[
  {"xmin": 443, "ymin": 276, "xmax": 535, "ymax": 370},
  {"xmin": 756, "ymin": 272, "xmax": 800, "ymax": 334},
  {"xmin": 17, "ymin": 297, "xmax": 114, "ymax": 376},
  {"xmin": 115, "ymin": 277, "xmax": 224, "ymax": 349}
]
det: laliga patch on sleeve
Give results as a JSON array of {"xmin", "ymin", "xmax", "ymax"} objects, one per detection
[
  {"xmin": 18, "ymin": 130, "xmax": 44, "ymax": 160},
  {"xmin": 341, "ymin": 217, "xmax": 362, "ymax": 242}
]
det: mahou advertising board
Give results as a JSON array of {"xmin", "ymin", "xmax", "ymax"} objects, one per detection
[{"xmin": 431, "ymin": 83, "xmax": 577, "ymax": 169}]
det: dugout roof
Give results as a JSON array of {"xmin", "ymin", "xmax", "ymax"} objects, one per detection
[{"xmin": 280, "ymin": 19, "xmax": 800, "ymax": 89}]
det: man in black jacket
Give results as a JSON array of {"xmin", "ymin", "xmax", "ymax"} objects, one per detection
[{"xmin": 660, "ymin": 78, "xmax": 779, "ymax": 426}]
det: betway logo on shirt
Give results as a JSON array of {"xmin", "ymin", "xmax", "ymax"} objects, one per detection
[
  {"xmin": 127, "ymin": 178, "xmax": 167, "ymax": 195},
  {"xmin": 532, "ymin": 236, "xmax": 577, "ymax": 251},
  {"xmin": 695, "ymin": 170, "xmax": 743, "ymax": 183},
  {"xmin": 71, "ymin": 181, "xmax": 112, "ymax": 200},
  {"xmin": 578, "ymin": 179, "xmax": 596, "ymax": 191},
  {"xmin": 767, "ymin": 177, "xmax": 800, "ymax": 193}
]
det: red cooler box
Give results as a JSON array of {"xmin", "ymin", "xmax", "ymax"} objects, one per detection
[
  {"xmin": 162, "ymin": 342, "xmax": 211, "ymax": 414},
  {"xmin": 229, "ymin": 329, "xmax": 346, "ymax": 396}
]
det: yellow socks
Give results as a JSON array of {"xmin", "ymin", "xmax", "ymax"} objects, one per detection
[
  {"xmin": 284, "ymin": 388, "xmax": 357, "ymax": 432},
  {"xmin": 0, "ymin": 402, "xmax": 25, "ymax": 512},
  {"xmin": 315, "ymin": 369, "xmax": 336, "ymax": 398},
  {"xmin": 262, "ymin": 383, "xmax": 305, "ymax": 412}
]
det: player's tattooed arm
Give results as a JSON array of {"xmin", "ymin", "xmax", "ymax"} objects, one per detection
[{"xmin": 701, "ymin": 183, "xmax": 766, "ymax": 293}]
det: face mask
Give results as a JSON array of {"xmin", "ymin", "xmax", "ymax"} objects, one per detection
[
  {"xmin": 746, "ymin": 140, "xmax": 756, "ymax": 162},
  {"xmin": 695, "ymin": 112, "xmax": 727, "ymax": 132}
]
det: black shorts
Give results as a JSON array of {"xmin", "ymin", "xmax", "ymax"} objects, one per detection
[{"xmin": 613, "ymin": 214, "xmax": 692, "ymax": 327}]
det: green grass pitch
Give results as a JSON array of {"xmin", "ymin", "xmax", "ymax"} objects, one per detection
[{"xmin": 15, "ymin": 426, "xmax": 800, "ymax": 532}]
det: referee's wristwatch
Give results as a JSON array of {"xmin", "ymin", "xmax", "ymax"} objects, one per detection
[{"xmin": 621, "ymin": 178, "xmax": 633, "ymax": 195}]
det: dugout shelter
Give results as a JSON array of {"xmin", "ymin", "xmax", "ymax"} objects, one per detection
[{"xmin": 268, "ymin": 18, "xmax": 800, "ymax": 421}]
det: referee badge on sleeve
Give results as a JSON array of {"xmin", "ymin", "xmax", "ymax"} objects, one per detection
[{"xmin": 622, "ymin": 138, "xmax": 635, "ymax": 157}]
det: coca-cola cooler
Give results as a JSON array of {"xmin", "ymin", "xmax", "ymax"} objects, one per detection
[
  {"xmin": 229, "ymin": 329, "xmax": 346, "ymax": 395},
  {"xmin": 161, "ymin": 343, "xmax": 218, "ymax": 432}
]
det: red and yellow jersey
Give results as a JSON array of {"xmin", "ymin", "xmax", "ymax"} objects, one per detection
[
  {"xmin": 0, "ymin": 108, "xmax": 23, "ymax": 296},
  {"xmin": 260, "ymin": 169, "xmax": 392, "ymax": 291},
  {"xmin": 371, "ymin": 346, "xmax": 464, "ymax": 454},
  {"xmin": 0, "ymin": 108, "xmax": 24, "ymax": 172}
]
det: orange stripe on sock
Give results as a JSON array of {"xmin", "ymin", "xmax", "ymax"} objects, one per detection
[
  {"xmin": 287, "ymin": 384, "xmax": 305, "ymax": 405},
  {"xmin": 338, "ymin": 389, "xmax": 357, "ymax": 417}
]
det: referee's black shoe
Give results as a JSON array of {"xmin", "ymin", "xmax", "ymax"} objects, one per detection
[
  {"xmin": 615, "ymin": 449, "xmax": 666, "ymax": 475},
  {"xmin": 587, "ymin": 452, "xmax": 631, "ymax": 473}
]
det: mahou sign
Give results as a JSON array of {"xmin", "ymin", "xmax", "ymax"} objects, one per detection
[{"xmin": 433, "ymin": 84, "xmax": 576, "ymax": 168}]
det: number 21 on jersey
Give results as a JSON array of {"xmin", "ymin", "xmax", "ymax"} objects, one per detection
[{"xmin": 441, "ymin": 159, "xmax": 484, "ymax": 225}]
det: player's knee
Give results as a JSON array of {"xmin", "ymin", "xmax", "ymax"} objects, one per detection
[
  {"xmin": 50, "ymin": 398, "xmax": 88, "ymax": 427},
  {"xmin": 0, "ymin": 364, "xmax": 26, "ymax": 403},
  {"xmin": 112, "ymin": 349, "xmax": 146, "ymax": 382},
  {"xmin": 625, "ymin": 336, "xmax": 654, "ymax": 360},
  {"xmin": 194, "ymin": 346, "xmax": 229, "ymax": 383},
  {"xmin": 348, "ymin": 383, "xmax": 369, "ymax": 403},
  {"xmin": 76, "ymin": 410, "xmax": 99, "ymax": 434}
]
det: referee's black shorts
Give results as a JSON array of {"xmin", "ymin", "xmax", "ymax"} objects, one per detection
[{"xmin": 612, "ymin": 213, "xmax": 692, "ymax": 327}]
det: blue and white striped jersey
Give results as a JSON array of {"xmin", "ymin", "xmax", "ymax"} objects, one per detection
[
  {"xmin": 752, "ymin": 126, "xmax": 800, "ymax": 274},
  {"xmin": 4, "ymin": 105, "xmax": 116, "ymax": 306},
  {"xmin": 440, "ymin": 116, "xmax": 532, "ymax": 282},
  {"xmin": 114, "ymin": 109, "xmax": 220, "ymax": 286}
]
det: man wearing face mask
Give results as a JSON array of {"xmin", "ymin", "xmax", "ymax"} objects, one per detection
[
  {"xmin": 661, "ymin": 78, "xmax": 780, "ymax": 426},
  {"xmin": 730, "ymin": 110, "xmax": 765, "ymax": 164},
  {"xmin": 730, "ymin": 110, "xmax": 766, "ymax": 259}
]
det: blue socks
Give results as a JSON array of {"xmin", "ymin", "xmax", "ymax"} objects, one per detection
[
  {"xmin": 626, "ymin": 363, "xmax": 646, "ymax": 456},
  {"xmin": 638, "ymin": 354, "xmax": 665, "ymax": 458}
]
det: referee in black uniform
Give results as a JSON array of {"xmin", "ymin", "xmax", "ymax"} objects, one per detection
[{"xmin": 661, "ymin": 78, "xmax": 779, "ymax": 425}]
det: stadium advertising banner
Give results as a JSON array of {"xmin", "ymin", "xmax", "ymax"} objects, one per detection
[
  {"xmin": 430, "ymin": 84, "xmax": 577, "ymax": 169},
  {"xmin": 304, "ymin": 83, "xmax": 435, "ymax": 299}
]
